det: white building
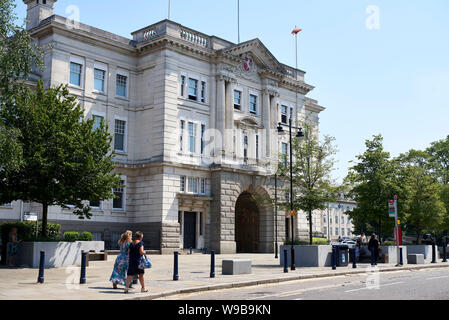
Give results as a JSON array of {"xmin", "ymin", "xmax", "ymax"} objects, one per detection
[{"xmin": 1, "ymin": 0, "xmax": 327, "ymax": 253}]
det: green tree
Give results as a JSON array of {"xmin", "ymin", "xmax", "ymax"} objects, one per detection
[
  {"xmin": 345, "ymin": 135, "xmax": 400, "ymax": 240},
  {"xmin": 0, "ymin": 81, "xmax": 121, "ymax": 236},
  {"xmin": 278, "ymin": 118, "xmax": 338, "ymax": 245},
  {"xmin": 427, "ymin": 135, "xmax": 449, "ymax": 185},
  {"xmin": 396, "ymin": 150, "xmax": 446, "ymax": 241},
  {"xmin": 0, "ymin": 0, "xmax": 42, "ymax": 172}
]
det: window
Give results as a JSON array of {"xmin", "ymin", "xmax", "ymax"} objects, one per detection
[
  {"xmin": 348, "ymin": 228, "xmax": 351, "ymax": 235},
  {"xmin": 200, "ymin": 178, "xmax": 206, "ymax": 195},
  {"xmin": 92, "ymin": 115, "xmax": 104, "ymax": 131},
  {"xmin": 1, "ymin": 202, "xmax": 11, "ymax": 207},
  {"xmin": 255, "ymin": 134, "xmax": 259, "ymax": 160},
  {"xmin": 179, "ymin": 120, "xmax": 185, "ymax": 151},
  {"xmin": 347, "ymin": 218, "xmax": 351, "ymax": 225},
  {"xmin": 330, "ymin": 227, "xmax": 333, "ymax": 235},
  {"xmin": 285, "ymin": 192, "xmax": 290, "ymax": 202},
  {"xmin": 180, "ymin": 176, "xmax": 186, "ymax": 192},
  {"xmin": 249, "ymin": 94, "xmax": 257, "ymax": 114},
  {"xmin": 243, "ymin": 134, "xmax": 248, "ymax": 159},
  {"xmin": 290, "ymin": 107, "xmax": 294, "ymax": 122},
  {"xmin": 188, "ymin": 177, "xmax": 198, "ymax": 194},
  {"xmin": 69, "ymin": 62, "xmax": 82, "ymax": 87},
  {"xmin": 335, "ymin": 228, "xmax": 339, "ymax": 236},
  {"xmin": 234, "ymin": 90, "xmax": 241, "ymax": 110},
  {"xmin": 341, "ymin": 216, "xmax": 344, "ymax": 224},
  {"xmin": 201, "ymin": 124, "xmax": 205, "ymax": 155},
  {"xmin": 342, "ymin": 228, "xmax": 345, "ymax": 236},
  {"xmin": 113, "ymin": 180, "xmax": 125, "ymax": 210},
  {"xmin": 188, "ymin": 122, "xmax": 196, "ymax": 153},
  {"xmin": 281, "ymin": 105, "xmax": 288, "ymax": 124},
  {"xmin": 116, "ymin": 74, "xmax": 128, "ymax": 98},
  {"xmin": 94, "ymin": 68, "xmax": 105, "ymax": 92},
  {"xmin": 335, "ymin": 215, "xmax": 338, "ymax": 224},
  {"xmin": 201, "ymin": 81, "xmax": 206, "ymax": 103},
  {"xmin": 281, "ymin": 142, "xmax": 288, "ymax": 167},
  {"xmin": 323, "ymin": 214, "xmax": 327, "ymax": 223},
  {"xmin": 323, "ymin": 226, "xmax": 327, "ymax": 235},
  {"xmin": 330, "ymin": 216, "xmax": 332, "ymax": 224},
  {"xmin": 114, "ymin": 119, "xmax": 126, "ymax": 152},
  {"xmin": 188, "ymin": 78, "xmax": 198, "ymax": 101},
  {"xmin": 180, "ymin": 75, "xmax": 186, "ymax": 96},
  {"xmin": 90, "ymin": 199, "xmax": 101, "ymax": 208}
]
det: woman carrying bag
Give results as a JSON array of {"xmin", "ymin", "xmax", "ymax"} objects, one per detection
[{"xmin": 125, "ymin": 231, "xmax": 150, "ymax": 293}]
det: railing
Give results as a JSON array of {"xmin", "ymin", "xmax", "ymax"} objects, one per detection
[
  {"xmin": 180, "ymin": 28, "xmax": 208, "ymax": 48},
  {"xmin": 142, "ymin": 28, "xmax": 158, "ymax": 41}
]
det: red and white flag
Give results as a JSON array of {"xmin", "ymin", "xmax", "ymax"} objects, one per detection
[{"xmin": 291, "ymin": 27, "xmax": 302, "ymax": 35}]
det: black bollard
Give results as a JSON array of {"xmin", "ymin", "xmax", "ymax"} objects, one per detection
[
  {"xmin": 283, "ymin": 249, "xmax": 288, "ymax": 273},
  {"xmin": 190, "ymin": 247, "xmax": 192, "ymax": 255},
  {"xmin": 173, "ymin": 251, "xmax": 179, "ymax": 281},
  {"xmin": 210, "ymin": 250, "xmax": 215, "ymax": 278},
  {"xmin": 332, "ymin": 246, "xmax": 336, "ymax": 270},
  {"xmin": 37, "ymin": 251, "xmax": 45, "ymax": 284},
  {"xmin": 351, "ymin": 248, "xmax": 357, "ymax": 269},
  {"xmin": 80, "ymin": 251, "xmax": 87, "ymax": 284},
  {"xmin": 371, "ymin": 247, "xmax": 375, "ymax": 266},
  {"xmin": 432, "ymin": 239, "xmax": 437, "ymax": 263},
  {"xmin": 443, "ymin": 237, "xmax": 447, "ymax": 263},
  {"xmin": 399, "ymin": 247, "xmax": 403, "ymax": 265}
]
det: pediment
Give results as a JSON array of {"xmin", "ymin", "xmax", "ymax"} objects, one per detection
[{"xmin": 220, "ymin": 38, "xmax": 285, "ymax": 74}]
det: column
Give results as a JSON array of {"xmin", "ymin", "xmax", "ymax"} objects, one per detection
[
  {"xmin": 262, "ymin": 89, "xmax": 271, "ymax": 159},
  {"xmin": 224, "ymin": 78, "xmax": 235, "ymax": 159},
  {"xmin": 216, "ymin": 76, "xmax": 225, "ymax": 157}
]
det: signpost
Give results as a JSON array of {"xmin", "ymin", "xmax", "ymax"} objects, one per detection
[{"xmin": 389, "ymin": 196, "xmax": 401, "ymax": 266}]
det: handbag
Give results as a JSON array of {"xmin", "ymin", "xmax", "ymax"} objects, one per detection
[{"xmin": 138, "ymin": 254, "xmax": 152, "ymax": 269}]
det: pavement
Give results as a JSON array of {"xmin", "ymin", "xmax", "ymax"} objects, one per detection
[{"xmin": 0, "ymin": 253, "xmax": 448, "ymax": 300}]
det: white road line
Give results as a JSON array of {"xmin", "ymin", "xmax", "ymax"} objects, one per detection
[
  {"xmin": 426, "ymin": 275, "xmax": 449, "ymax": 280},
  {"xmin": 345, "ymin": 281, "xmax": 404, "ymax": 293},
  {"xmin": 294, "ymin": 298, "xmax": 303, "ymax": 300}
]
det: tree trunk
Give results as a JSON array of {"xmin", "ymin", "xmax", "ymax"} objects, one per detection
[
  {"xmin": 309, "ymin": 211, "xmax": 313, "ymax": 245},
  {"xmin": 41, "ymin": 203, "xmax": 48, "ymax": 238}
]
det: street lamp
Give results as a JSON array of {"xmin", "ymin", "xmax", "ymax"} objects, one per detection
[
  {"xmin": 277, "ymin": 118, "xmax": 303, "ymax": 271},
  {"xmin": 274, "ymin": 173, "xmax": 278, "ymax": 259}
]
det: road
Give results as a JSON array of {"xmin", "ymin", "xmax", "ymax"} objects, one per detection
[{"xmin": 156, "ymin": 267, "xmax": 449, "ymax": 300}]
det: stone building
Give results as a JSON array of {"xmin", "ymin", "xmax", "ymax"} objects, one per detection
[{"xmin": 0, "ymin": 0, "xmax": 326, "ymax": 253}]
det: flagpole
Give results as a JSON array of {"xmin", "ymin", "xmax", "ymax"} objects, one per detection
[
  {"xmin": 238, "ymin": 0, "xmax": 240, "ymax": 43},
  {"xmin": 168, "ymin": 0, "xmax": 171, "ymax": 20},
  {"xmin": 295, "ymin": 25, "xmax": 298, "ymax": 124}
]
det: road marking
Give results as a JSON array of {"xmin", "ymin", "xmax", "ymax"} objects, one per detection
[
  {"xmin": 345, "ymin": 281, "xmax": 404, "ymax": 293},
  {"xmin": 426, "ymin": 275, "xmax": 449, "ymax": 280},
  {"xmin": 294, "ymin": 298, "xmax": 303, "ymax": 300},
  {"xmin": 251, "ymin": 283, "xmax": 348, "ymax": 300}
]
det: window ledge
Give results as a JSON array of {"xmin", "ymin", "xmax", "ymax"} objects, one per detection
[
  {"xmin": 115, "ymin": 96, "xmax": 129, "ymax": 102},
  {"xmin": 114, "ymin": 151, "xmax": 128, "ymax": 156}
]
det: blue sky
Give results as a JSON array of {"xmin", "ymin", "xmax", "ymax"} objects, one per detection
[{"xmin": 14, "ymin": 0, "xmax": 449, "ymax": 183}]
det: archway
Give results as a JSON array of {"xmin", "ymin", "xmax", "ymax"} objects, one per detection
[{"xmin": 235, "ymin": 191, "xmax": 260, "ymax": 253}]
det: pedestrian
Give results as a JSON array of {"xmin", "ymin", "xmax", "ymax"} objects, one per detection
[
  {"xmin": 109, "ymin": 230, "xmax": 132, "ymax": 289},
  {"xmin": 7, "ymin": 227, "xmax": 20, "ymax": 267},
  {"xmin": 124, "ymin": 231, "xmax": 148, "ymax": 293},
  {"xmin": 360, "ymin": 233, "xmax": 366, "ymax": 243},
  {"xmin": 368, "ymin": 233, "xmax": 380, "ymax": 264}
]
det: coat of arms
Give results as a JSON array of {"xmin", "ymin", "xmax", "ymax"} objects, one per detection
[{"xmin": 242, "ymin": 55, "xmax": 253, "ymax": 72}]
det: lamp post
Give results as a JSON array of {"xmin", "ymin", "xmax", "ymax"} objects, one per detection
[
  {"xmin": 277, "ymin": 119, "xmax": 303, "ymax": 271},
  {"xmin": 274, "ymin": 173, "xmax": 278, "ymax": 259}
]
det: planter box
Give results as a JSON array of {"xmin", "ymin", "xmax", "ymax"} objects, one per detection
[
  {"xmin": 16, "ymin": 241, "xmax": 105, "ymax": 268},
  {"xmin": 379, "ymin": 246, "xmax": 407, "ymax": 264},
  {"xmin": 280, "ymin": 245, "xmax": 332, "ymax": 267},
  {"xmin": 406, "ymin": 245, "xmax": 436, "ymax": 263}
]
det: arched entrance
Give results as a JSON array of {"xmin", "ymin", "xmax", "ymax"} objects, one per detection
[{"xmin": 235, "ymin": 191, "xmax": 260, "ymax": 253}]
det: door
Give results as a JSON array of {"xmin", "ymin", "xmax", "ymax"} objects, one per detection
[{"xmin": 183, "ymin": 212, "xmax": 196, "ymax": 249}]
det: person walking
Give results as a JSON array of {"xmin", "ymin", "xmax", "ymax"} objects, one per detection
[
  {"xmin": 7, "ymin": 227, "xmax": 20, "ymax": 267},
  {"xmin": 368, "ymin": 233, "xmax": 380, "ymax": 265},
  {"xmin": 124, "ymin": 231, "xmax": 148, "ymax": 293},
  {"xmin": 109, "ymin": 230, "xmax": 132, "ymax": 289}
]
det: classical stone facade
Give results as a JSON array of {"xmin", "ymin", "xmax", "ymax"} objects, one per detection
[{"xmin": 0, "ymin": 0, "xmax": 326, "ymax": 253}]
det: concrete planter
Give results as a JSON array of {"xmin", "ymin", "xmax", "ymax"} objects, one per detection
[
  {"xmin": 379, "ymin": 246, "xmax": 407, "ymax": 264},
  {"xmin": 279, "ymin": 245, "xmax": 332, "ymax": 267},
  {"xmin": 16, "ymin": 241, "xmax": 104, "ymax": 268},
  {"xmin": 406, "ymin": 245, "xmax": 436, "ymax": 263}
]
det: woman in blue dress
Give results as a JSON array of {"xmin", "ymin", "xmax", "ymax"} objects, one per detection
[
  {"xmin": 109, "ymin": 230, "xmax": 132, "ymax": 288},
  {"xmin": 124, "ymin": 231, "xmax": 147, "ymax": 293}
]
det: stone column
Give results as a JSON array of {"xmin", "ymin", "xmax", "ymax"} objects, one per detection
[
  {"xmin": 224, "ymin": 78, "xmax": 235, "ymax": 159},
  {"xmin": 262, "ymin": 89, "xmax": 271, "ymax": 159},
  {"xmin": 216, "ymin": 76, "xmax": 225, "ymax": 157}
]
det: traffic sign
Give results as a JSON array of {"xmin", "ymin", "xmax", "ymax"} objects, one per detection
[
  {"xmin": 290, "ymin": 210, "xmax": 296, "ymax": 216},
  {"xmin": 388, "ymin": 200, "xmax": 396, "ymax": 217}
]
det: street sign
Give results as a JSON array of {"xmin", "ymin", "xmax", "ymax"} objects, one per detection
[
  {"xmin": 397, "ymin": 220, "xmax": 400, "ymax": 225},
  {"xmin": 290, "ymin": 210, "xmax": 296, "ymax": 216},
  {"xmin": 388, "ymin": 200, "xmax": 396, "ymax": 217},
  {"xmin": 23, "ymin": 212, "xmax": 37, "ymax": 222}
]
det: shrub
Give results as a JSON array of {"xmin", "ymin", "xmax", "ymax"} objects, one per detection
[
  {"xmin": 63, "ymin": 232, "xmax": 80, "ymax": 242},
  {"xmin": 79, "ymin": 232, "xmax": 93, "ymax": 241},
  {"xmin": 381, "ymin": 241, "xmax": 395, "ymax": 246}
]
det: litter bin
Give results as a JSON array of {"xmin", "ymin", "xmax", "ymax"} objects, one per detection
[{"xmin": 334, "ymin": 244, "xmax": 349, "ymax": 266}]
